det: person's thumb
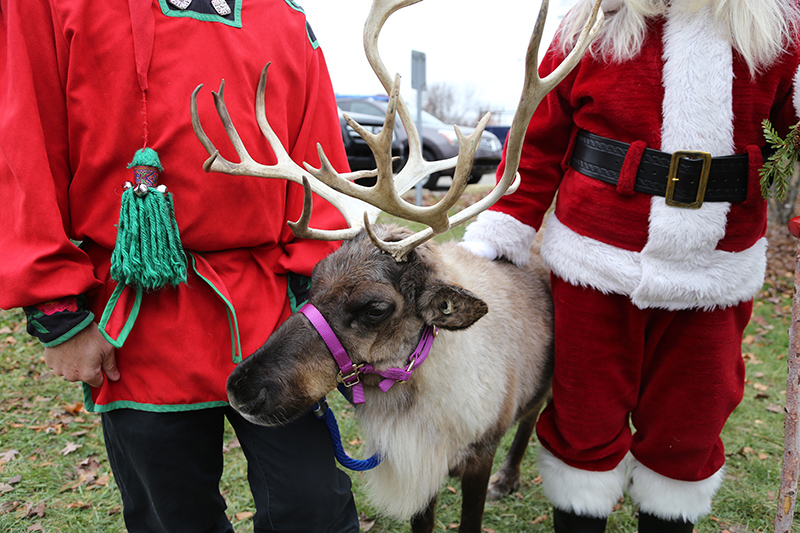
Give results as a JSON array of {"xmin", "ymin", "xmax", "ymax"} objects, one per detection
[{"xmin": 102, "ymin": 348, "xmax": 120, "ymax": 382}]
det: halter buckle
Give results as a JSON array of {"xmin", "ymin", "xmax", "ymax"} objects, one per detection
[{"xmin": 337, "ymin": 363, "xmax": 365, "ymax": 388}]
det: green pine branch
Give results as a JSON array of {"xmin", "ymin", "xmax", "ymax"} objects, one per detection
[{"xmin": 760, "ymin": 119, "xmax": 800, "ymax": 200}]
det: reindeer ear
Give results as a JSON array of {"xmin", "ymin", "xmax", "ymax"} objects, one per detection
[{"xmin": 419, "ymin": 283, "xmax": 488, "ymax": 330}]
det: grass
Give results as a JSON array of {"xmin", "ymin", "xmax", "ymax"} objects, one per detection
[{"xmin": 0, "ymin": 198, "xmax": 797, "ymax": 532}]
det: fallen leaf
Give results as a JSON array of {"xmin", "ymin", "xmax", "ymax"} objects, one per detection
[
  {"xmin": 0, "ymin": 449, "xmax": 19, "ymax": 464},
  {"xmin": 0, "ymin": 500, "xmax": 22, "ymax": 515},
  {"xmin": 25, "ymin": 501, "xmax": 45, "ymax": 518},
  {"xmin": 61, "ymin": 402, "xmax": 85, "ymax": 416},
  {"xmin": 742, "ymin": 353, "xmax": 762, "ymax": 364},
  {"xmin": 0, "ymin": 483, "xmax": 14, "ymax": 494},
  {"xmin": 60, "ymin": 442, "xmax": 82, "ymax": 456},
  {"xmin": 767, "ymin": 404, "xmax": 783, "ymax": 414},
  {"xmin": 66, "ymin": 501, "xmax": 91, "ymax": 510},
  {"xmin": 758, "ymin": 453, "xmax": 769, "ymax": 460},
  {"xmin": 359, "ymin": 512, "xmax": 376, "ymax": 532},
  {"xmin": 8, "ymin": 474, "xmax": 21, "ymax": 485},
  {"xmin": 235, "ymin": 511, "xmax": 254, "ymax": 521},
  {"xmin": 447, "ymin": 486, "xmax": 457, "ymax": 494},
  {"xmin": 753, "ymin": 383, "xmax": 769, "ymax": 392},
  {"xmin": 26, "ymin": 523, "xmax": 43, "ymax": 532},
  {"xmin": 742, "ymin": 334, "xmax": 755, "ymax": 345}
]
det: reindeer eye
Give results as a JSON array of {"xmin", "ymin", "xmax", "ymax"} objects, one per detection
[{"xmin": 361, "ymin": 302, "xmax": 394, "ymax": 323}]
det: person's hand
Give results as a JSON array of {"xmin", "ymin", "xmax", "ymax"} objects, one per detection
[
  {"xmin": 44, "ymin": 324, "xmax": 119, "ymax": 388},
  {"xmin": 458, "ymin": 240, "xmax": 498, "ymax": 260}
]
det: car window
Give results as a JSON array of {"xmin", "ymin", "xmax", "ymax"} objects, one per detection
[{"xmin": 349, "ymin": 102, "xmax": 384, "ymax": 117}]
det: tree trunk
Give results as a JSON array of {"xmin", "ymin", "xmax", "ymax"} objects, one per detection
[{"xmin": 775, "ymin": 186, "xmax": 800, "ymax": 532}]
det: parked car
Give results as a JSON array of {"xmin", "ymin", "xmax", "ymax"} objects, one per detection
[
  {"xmin": 338, "ymin": 107, "xmax": 403, "ymax": 185},
  {"xmin": 336, "ymin": 95, "xmax": 504, "ymax": 189}
]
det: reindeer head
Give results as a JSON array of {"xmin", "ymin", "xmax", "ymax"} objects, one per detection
[
  {"xmin": 227, "ymin": 225, "xmax": 490, "ymax": 426},
  {"xmin": 191, "ymin": 0, "xmax": 603, "ymax": 425}
]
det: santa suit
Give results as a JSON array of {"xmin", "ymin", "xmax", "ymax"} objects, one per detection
[{"xmin": 464, "ymin": 1, "xmax": 800, "ymax": 523}]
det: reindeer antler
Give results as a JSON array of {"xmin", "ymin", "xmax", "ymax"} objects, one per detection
[
  {"xmin": 191, "ymin": 0, "xmax": 603, "ymax": 261},
  {"xmin": 362, "ymin": 0, "xmax": 604, "ymax": 260},
  {"xmin": 191, "ymin": 65, "xmax": 380, "ymax": 240}
]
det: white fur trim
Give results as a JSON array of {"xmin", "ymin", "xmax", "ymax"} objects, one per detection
[
  {"xmin": 541, "ymin": 213, "xmax": 767, "ymax": 309},
  {"xmin": 662, "ymin": 4, "xmax": 734, "ymax": 160},
  {"xmin": 462, "ymin": 211, "xmax": 537, "ymax": 267},
  {"xmin": 541, "ymin": 213, "xmax": 641, "ymax": 295},
  {"xmin": 627, "ymin": 456, "xmax": 724, "ymax": 523},
  {"xmin": 458, "ymin": 240, "xmax": 498, "ymax": 260},
  {"xmin": 641, "ymin": 5, "xmax": 737, "ymax": 307},
  {"xmin": 632, "ymin": 198, "xmax": 767, "ymax": 310},
  {"xmin": 794, "ymin": 65, "xmax": 800, "ymax": 118},
  {"xmin": 538, "ymin": 447, "xmax": 628, "ymax": 518}
]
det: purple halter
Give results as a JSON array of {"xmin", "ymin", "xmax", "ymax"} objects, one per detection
[{"xmin": 299, "ymin": 303, "xmax": 437, "ymax": 405}]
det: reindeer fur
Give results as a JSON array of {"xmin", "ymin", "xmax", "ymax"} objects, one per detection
[{"xmin": 227, "ymin": 224, "xmax": 553, "ymax": 532}]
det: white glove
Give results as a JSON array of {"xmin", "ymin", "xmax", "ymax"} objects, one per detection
[
  {"xmin": 458, "ymin": 240, "xmax": 498, "ymax": 260},
  {"xmin": 461, "ymin": 211, "xmax": 537, "ymax": 268}
]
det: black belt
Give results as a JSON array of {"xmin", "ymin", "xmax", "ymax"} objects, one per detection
[{"xmin": 569, "ymin": 130, "xmax": 750, "ymax": 208}]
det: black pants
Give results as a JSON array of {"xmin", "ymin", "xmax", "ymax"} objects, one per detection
[{"xmin": 101, "ymin": 406, "xmax": 358, "ymax": 533}]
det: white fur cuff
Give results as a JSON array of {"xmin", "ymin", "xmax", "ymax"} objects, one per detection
[
  {"xmin": 458, "ymin": 240, "xmax": 498, "ymax": 260},
  {"xmin": 462, "ymin": 211, "xmax": 537, "ymax": 267},
  {"xmin": 794, "ymin": 65, "xmax": 800, "ymax": 118},
  {"xmin": 537, "ymin": 447, "xmax": 627, "ymax": 518},
  {"xmin": 627, "ymin": 456, "xmax": 724, "ymax": 523}
]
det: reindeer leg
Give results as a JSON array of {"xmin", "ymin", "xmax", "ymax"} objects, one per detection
[
  {"xmin": 410, "ymin": 495, "xmax": 437, "ymax": 533},
  {"xmin": 487, "ymin": 408, "xmax": 539, "ymax": 500},
  {"xmin": 457, "ymin": 447, "xmax": 496, "ymax": 533}
]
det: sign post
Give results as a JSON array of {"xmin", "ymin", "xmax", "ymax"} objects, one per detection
[{"xmin": 411, "ymin": 50, "xmax": 426, "ymax": 205}]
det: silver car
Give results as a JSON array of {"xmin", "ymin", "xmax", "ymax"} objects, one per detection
[{"xmin": 336, "ymin": 95, "xmax": 503, "ymax": 189}]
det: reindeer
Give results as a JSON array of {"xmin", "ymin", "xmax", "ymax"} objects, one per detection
[{"xmin": 191, "ymin": 1, "xmax": 603, "ymax": 531}]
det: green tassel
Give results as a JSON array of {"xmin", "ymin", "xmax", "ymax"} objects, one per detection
[{"xmin": 110, "ymin": 148, "xmax": 187, "ymax": 290}]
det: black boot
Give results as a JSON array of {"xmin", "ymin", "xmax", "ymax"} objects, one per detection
[
  {"xmin": 638, "ymin": 512, "xmax": 694, "ymax": 533},
  {"xmin": 552, "ymin": 508, "xmax": 607, "ymax": 532}
]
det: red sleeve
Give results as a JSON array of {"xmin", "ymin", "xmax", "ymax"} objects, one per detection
[
  {"xmin": 489, "ymin": 41, "xmax": 579, "ymax": 231},
  {"xmin": 0, "ymin": 0, "xmax": 102, "ymax": 309},
  {"xmin": 277, "ymin": 42, "xmax": 350, "ymax": 277}
]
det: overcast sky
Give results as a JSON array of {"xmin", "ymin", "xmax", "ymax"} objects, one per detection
[{"xmin": 299, "ymin": 0, "xmax": 575, "ymax": 125}]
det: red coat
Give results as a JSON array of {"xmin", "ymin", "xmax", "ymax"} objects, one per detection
[
  {"xmin": 468, "ymin": 14, "xmax": 800, "ymax": 311},
  {"xmin": 0, "ymin": 0, "xmax": 348, "ymax": 410}
]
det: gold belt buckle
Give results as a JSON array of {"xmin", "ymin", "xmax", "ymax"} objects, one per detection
[{"xmin": 665, "ymin": 150, "xmax": 712, "ymax": 209}]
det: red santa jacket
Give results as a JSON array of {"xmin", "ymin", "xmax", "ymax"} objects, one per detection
[
  {"xmin": 0, "ymin": 0, "xmax": 348, "ymax": 410},
  {"xmin": 465, "ymin": 8, "xmax": 800, "ymax": 311}
]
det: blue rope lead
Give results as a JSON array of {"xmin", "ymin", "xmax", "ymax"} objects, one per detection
[{"xmin": 313, "ymin": 398, "xmax": 382, "ymax": 471}]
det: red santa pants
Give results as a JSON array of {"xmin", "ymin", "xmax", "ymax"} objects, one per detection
[{"xmin": 536, "ymin": 275, "xmax": 749, "ymax": 482}]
